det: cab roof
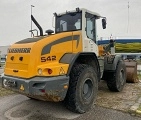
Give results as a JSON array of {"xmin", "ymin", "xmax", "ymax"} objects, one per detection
[{"xmin": 55, "ymin": 8, "xmax": 103, "ymax": 19}]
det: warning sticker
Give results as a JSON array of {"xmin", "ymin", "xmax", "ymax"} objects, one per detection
[
  {"xmin": 59, "ymin": 67, "xmax": 65, "ymax": 75},
  {"xmin": 20, "ymin": 84, "xmax": 24, "ymax": 91}
]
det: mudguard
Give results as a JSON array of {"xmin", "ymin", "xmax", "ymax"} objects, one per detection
[
  {"xmin": 104, "ymin": 55, "xmax": 122, "ymax": 71},
  {"xmin": 60, "ymin": 52, "xmax": 101, "ymax": 81}
]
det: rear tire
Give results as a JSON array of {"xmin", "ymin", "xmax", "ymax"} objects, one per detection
[
  {"xmin": 101, "ymin": 71, "xmax": 108, "ymax": 81},
  {"xmin": 64, "ymin": 64, "xmax": 98, "ymax": 113},
  {"xmin": 107, "ymin": 60, "xmax": 126, "ymax": 92}
]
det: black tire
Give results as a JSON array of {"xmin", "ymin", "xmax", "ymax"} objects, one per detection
[
  {"xmin": 101, "ymin": 71, "xmax": 109, "ymax": 81},
  {"xmin": 64, "ymin": 64, "xmax": 98, "ymax": 113},
  {"xmin": 106, "ymin": 60, "xmax": 126, "ymax": 92}
]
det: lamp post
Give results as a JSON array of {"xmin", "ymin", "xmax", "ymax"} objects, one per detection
[{"xmin": 31, "ymin": 5, "xmax": 35, "ymax": 37}]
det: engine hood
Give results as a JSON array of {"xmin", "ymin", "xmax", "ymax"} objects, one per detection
[{"xmin": 4, "ymin": 31, "xmax": 81, "ymax": 78}]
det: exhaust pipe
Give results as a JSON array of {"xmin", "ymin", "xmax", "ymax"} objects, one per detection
[{"xmin": 31, "ymin": 15, "xmax": 43, "ymax": 36}]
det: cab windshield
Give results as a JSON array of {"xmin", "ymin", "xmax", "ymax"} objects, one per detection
[{"xmin": 55, "ymin": 12, "xmax": 82, "ymax": 33}]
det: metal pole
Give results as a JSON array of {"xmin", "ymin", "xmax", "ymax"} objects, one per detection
[{"xmin": 31, "ymin": 5, "xmax": 35, "ymax": 37}]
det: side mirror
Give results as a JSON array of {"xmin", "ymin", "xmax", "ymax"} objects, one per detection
[{"xmin": 102, "ymin": 18, "xmax": 106, "ymax": 29}]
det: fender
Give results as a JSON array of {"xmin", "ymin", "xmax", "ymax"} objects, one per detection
[
  {"xmin": 59, "ymin": 52, "xmax": 101, "ymax": 81},
  {"xmin": 59, "ymin": 53, "xmax": 79, "ymax": 76},
  {"xmin": 104, "ymin": 54, "xmax": 122, "ymax": 71}
]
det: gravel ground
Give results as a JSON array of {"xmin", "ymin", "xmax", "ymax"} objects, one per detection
[{"xmin": 97, "ymin": 80, "xmax": 141, "ymax": 112}]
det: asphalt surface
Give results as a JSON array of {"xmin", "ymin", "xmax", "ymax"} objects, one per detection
[{"xmin": 0, "ymin": 94, "xmax": 141, "ymax": 120}]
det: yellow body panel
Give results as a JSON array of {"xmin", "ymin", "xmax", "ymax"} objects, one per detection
[
  {"xmin": 4, "ymin": 31, "xmax": 82, "ymax": 78},
  {"xmin": 72, "ymin": 31, "xmax": 82, "ymax": 53},
  {"xmin": 98, "ymin": 45, "xmax": 104, "ymax": 56},
  {"xmin": 37, "ymin": 62, "xmax": 69, "ymax": 76}
]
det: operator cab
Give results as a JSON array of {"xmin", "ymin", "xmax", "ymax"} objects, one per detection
[
  {"xmin": 30, "ymin": 8, "xmax": 106, "ymax": 56},
  {"xmin": 54, "ymin": 8, "xmax": 106, "ymax": 56}
]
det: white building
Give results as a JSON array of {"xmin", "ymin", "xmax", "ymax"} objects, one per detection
[{"xmin": 0, "ymin": 46, "xmax": 10, "ymax": 55}]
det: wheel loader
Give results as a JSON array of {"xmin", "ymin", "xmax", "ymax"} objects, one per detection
[{"xmin": 0, "ymin": 8, "xmax": 138, "ymax": 113}]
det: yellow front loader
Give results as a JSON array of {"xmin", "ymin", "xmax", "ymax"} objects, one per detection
[{"xmin": 0, "ymin": 8, "xmax": 137, "ymax": 113}]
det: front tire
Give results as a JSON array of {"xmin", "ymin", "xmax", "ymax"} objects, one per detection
[
  {"xmin": 107, "ymin": 60, "xmax": 126, "ymax": 92},
  {"xmin": 64, "ymin": 64, "xmax": 98, "ymax": 113}
]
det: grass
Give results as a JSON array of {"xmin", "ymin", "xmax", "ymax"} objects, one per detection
[
  {"xmin": 137, "ymin": 60, "xmax": 141, "ymax": 64},
  {"xmin": 0, "ymin": 86, "xmax": 15, "ymax": 97},
  {"xmin": 138, "ymin": 74, "xmax": 141, "ymax": 80},
  {"xmin": 137, "ymin": 104, "xmax": 141, "ymax": 111},
  {"xmin": 137, "ymin": 61, "xmax": 141, "ymax": 80},
  {"xmin": 115, "ymin": 42, "xmax": 141, "ymax": 53}
]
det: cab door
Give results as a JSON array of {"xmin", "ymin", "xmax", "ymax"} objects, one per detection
[{"xmin": 84, "ymin": 12, "xmax": 98, "ymax": 56}]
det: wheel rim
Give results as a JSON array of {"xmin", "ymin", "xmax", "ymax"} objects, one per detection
[
  {"xmin": 119, "ymin": 69, "xmax": 125, "ymax": 86},
  {"xmin": 83, "ymin": 78, "xmax": 93, "ymax": 100}
]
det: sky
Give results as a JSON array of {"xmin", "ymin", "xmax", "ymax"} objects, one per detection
[{"xmin": 0, "ymin": 0, "xmax": 141, "ymax": 45}]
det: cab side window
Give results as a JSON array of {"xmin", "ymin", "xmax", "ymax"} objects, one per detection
[{"xmin": 86, "ymin": 13, "xmax": 96, "ymax": 43}]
